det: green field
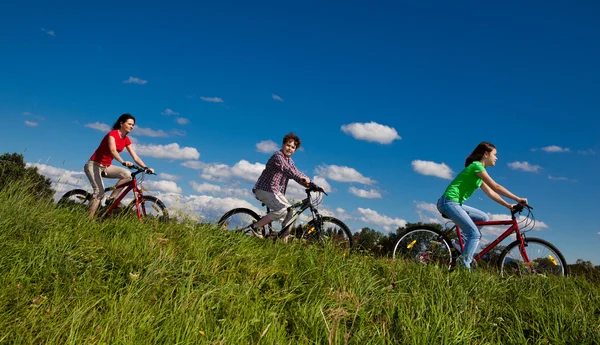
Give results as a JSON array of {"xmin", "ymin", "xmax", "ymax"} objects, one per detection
[{"xmin": 1, "ymin": 181, "xmax": 599, "ymax": 344}]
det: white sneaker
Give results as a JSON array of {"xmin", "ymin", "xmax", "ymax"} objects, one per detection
[{"xmin": 249, "ymin": 225, "xmax": 264, "ymax": 239}]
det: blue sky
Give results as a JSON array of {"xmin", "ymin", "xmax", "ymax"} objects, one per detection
[{"xmin": 1, "ymin": 1, "xmax": 598, "ymax": 264}]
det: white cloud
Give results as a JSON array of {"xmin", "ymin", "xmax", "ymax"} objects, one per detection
[
  {"xmin": 508, "ymin": 161, "xmax": 542, "ymax": 173},
  {"xmin": 541, "ymin": 145, "xmax": 570, "ymax": 153},
  {"xmin": 200, "ymin": 96, "xmax": 224, "ymax": 103},
  {"xmin": 25, "ymin": 163, "xmax": 88, "ymax": 198},
  {"xmin": 356, "ymin": 208, "xmax": 407, "ymax": 233},
  {"xmin": 415, "ymin": 201, "xmax": 445, "ymax": 224},
  {"xmin": 272, "ymin": 94, "xmax": 284, "ymax": 102},
  {"xmin": 190, "ymin": 181, "xmax": 251, "ymax": 199},
  {"xmin": 171, "ymin": 129, "xmax": 186, "ymax": 136},
  {"xmin": 154, "ymin": 192, "xmax": 261, "ymax": 223},
  {"xmin": 176, "ymin": 117, "xmax": 190, "ymax": 125},
  {"xmin": 41, "ymin": 28, "xmax": 55, "ymax": 36},
  {"xmin": 25, "ymin": 121, "xmax": 38, "ymax": 127},
  {"xmin": 195, "ymin": 162, "xmax": 234, "ymax": 182},
  {"xmin": 84, "ymin": 122, "xmax": 111, "ymax": 132},
  {"xmin": 135, "ymin": 143, "xmax": 200, "ymax": 160},
  {"xmin": 578, "ymin": 149, "xmax": 596, "ymax": 155},
  {"xmin": 411, "ymin": 160, "xmax": 453, "ymax": 179},
  {"xmin": 144, "ymin": 180, "xmax": 182, "ymax": 194},
  {"xmin": 134, "ymin": 127, "xmax": 169, "ymax": 137},
  {"xmin": 161, "ymin": 109, "xmax": 179, "ymax": 116},
  {"xmin": 256, "ymin": 140, "xmax": 279, "ymax": 154},
  {"xmin": 312, "ymin": 176, "xmax": 332, "ymax": 193},
  {"xmin": 181, "ymin": 161, "xmax": 208, "ymax": 170},
  {"xmin": 341, "ymin": 122, "xmax": 401, "ymax": 144},
  {"xmin": 548, "ymin": 175, "xmax": 577, "ymax": 183},
  {"xmin": 158, "ymin": 173, "xmax": 179, "ymax": 181},
  {"xmin": 315, "ymin": 165, "xmax": 375, "ymax": 185},
  {"xmin": 123, "ymin": 76, "xmax": 148, "ymax": 85},
  {"xmin": 349, "ymin": 187, "xmax": 381, "ymax": 199},
  {"xmin": 190, "ymin": 181, "xmax": 222, "ymax": 194},
  {"xmin": 231, "ymin": 160, "xmax": 265, "ymax": 183}
]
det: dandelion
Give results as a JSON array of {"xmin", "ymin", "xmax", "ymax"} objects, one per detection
[
  {"xmin": 199, "ymin": 331, "xmax": 205, "ymax": 336},
  {"xmin": 16, "ymin": 283, "xmax": 21, "ymax": 289},
  {"xmin": 72, "ymin": 278, "xmax": 76, "ymax": 283}
]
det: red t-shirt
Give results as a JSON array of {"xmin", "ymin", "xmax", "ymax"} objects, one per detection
[{"xmin": 90, "ymin": 129, "xmax": 132, "ymax": 166}]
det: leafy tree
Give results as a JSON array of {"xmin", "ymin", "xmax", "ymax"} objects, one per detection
[{"xmin": 0, "ymin": 152, "xmax": 54, "ymax": 200}]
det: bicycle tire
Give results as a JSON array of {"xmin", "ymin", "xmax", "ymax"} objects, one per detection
[
  {"xmin": 58, "ymin": 189, "xmax": 91, "ymax": 210},
  {"xmin": 498, "ymin": 237, "xmax": 568, "ymax": 276},
  {"xmin": 304, "ymin": 216, "xmax": 354, "ymax": 251},
  {"xmin": 126, "ymin": 195, "xmax": 169, "ymax": 223},
  {"xmin": 392, "ymin": 226, "xmax": 453, "ymax": 269},
  {"xmin": 217, "ymin": 208, "xmax": 261, "ymax": 235}
]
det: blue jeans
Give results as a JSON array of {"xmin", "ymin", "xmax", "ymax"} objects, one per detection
[{"xmin": 437, "ymin": 196, "xmax": 489, "ymax": 270}]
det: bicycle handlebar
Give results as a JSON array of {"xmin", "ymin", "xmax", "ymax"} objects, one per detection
[
  {"xmin": 511, "ymin": 202, "xmax": 532, "ymax": 215},
  {"xmin": 306, "ymin": 182, "xmax": 327, "ymax": 195},
  {"xmin": 127, "ymin": 164, "xmax": 156, "ymax": 175}
]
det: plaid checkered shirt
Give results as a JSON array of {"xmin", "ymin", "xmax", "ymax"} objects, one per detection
[{"xmin": 253, "ymin": 150, "xmax": 307, "ymax": 194}]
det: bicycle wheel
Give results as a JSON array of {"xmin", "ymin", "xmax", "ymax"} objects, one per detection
[
  {"xmin": 58, "ymin": 189, "xmax": 91, "ymax": 212},
  {"xmin": 126, "ymin": 196, "xmax": 168, "ymax": 223},
  {"xmin": 217, "ymin": 208, "xmax": 261, "ymax": 235},
  {"xmin": 303, "ymin": 216, "xmax": 354, "ymax": 252},
  {"xmin": 499, "ymin": 237, "xmax": 568, "ymax": 276},
  {"xmin": 393, "ymin": 226, "xmax": 453, "ymax": 268}
]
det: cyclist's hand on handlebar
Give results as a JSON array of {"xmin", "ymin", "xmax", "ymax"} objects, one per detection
[
  {"xmin": 144, "ymin": 167, "xmax": 155, "ymax": 174},
  {"xmin": 518, "ymin": 198, "xmax": 528, "ymax": 205},
  {"xmin": 121, "ymin": 161, "xmax": 134, "ymax": 167},
  {"xmin": 301, "ymin": 177, "xmax": 311, "ymax": 187}
]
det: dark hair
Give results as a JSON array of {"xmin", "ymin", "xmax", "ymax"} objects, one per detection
[
  {"xmin": 112, "ymin": 113, "xmax": 136, "ymax": 130},
  {"xmin": 465, "ymin": 142, "xmax": 496, "ymax": 167},
  {"xmin": 282, "ymin": 132, "xmax": 301, "ymax": 149}
]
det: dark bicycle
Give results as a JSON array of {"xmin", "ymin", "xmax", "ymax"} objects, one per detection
[{"xmin": 217, "ymin": 183, "xmax": 353, "ymax": 252}]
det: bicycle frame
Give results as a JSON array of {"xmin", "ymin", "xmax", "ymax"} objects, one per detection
[
  {"xmin": 102, "ymin": 170, "xmax": 146, "ymax": 220},
  {"xmin": 448, "ymin": 215, "xmax": 532, "ymax": 266},
  {"xmin": 265, "ymin": 191, "xmax": 323, "ymax": 237}
]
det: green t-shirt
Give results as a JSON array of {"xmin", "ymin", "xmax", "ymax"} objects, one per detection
[{"xmin": 443, "ymin": 161, "xmax": 485, "ymax": 204}]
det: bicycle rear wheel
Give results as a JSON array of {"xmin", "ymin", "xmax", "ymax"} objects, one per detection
[
  {"xmin": 303, "ymin": 216, "xmax": 353, "ymax": 252},
  {"xmin": 499, "ymin": 237, "xmax": 568, "ymax": 276},
  {"xmin": 58, "ymin": 189, "xmax": 91, "ymax": 212},
  {"xmin": 217, "ymin": 208, "xmax": 261, "ymax": 235},
  {"xmin": 393, "ymin": 226, "xmax": 453, "ymax": 269},
  {"xmin": 126, "ymin": 196, "xmax": 168, "ymax": 223}
]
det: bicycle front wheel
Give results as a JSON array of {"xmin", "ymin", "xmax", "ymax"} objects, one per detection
[
  {"xmin": 393, "ymin": 226, "xmax": 453, "ymax": 269},
  {"xmin": 58, "ymin": 189, "xmax": 91, "ymax": 212},
  {"xmin": 499, "ymin": 237, "xmax": 568, "ymax": 276},
  {"xmin": 304, "ymin": 216, "xmax": 354, "ymax": 252},
  {"xmin": 127, "ymin": 196, "xmax": 168, "ymax": 223},
  {"xmin": 217, "ymin": 208, "xmax": 261, "ymax": 235}
]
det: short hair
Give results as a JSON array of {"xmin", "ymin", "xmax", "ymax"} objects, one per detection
[
  {"xmin": 112, "ymin": 113, "xmax": 136, "ymax": 130},
  {"xmin": 282, "ymin": 132, "xmax": 301, "ymax": 149}
]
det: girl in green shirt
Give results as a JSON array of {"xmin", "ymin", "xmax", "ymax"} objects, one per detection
[{"xmin": 437, "ymin": 142, "xmax": 528, "ymax": 270}]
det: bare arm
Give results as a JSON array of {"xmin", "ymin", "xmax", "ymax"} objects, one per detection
[
  {"xmin": 480, "ymin": 182, "xmax": 512, "ymax": 209},
  {"xmin": 125, "ymin": 145, "xmax": 150, "ymax": 170},
  {"xmin": 477, "ymin": 169, "xmax": 527, "ymax": 205},
  {"xmin": 108, "ymin": 136, "xmax": 131, "ymax": 166}
]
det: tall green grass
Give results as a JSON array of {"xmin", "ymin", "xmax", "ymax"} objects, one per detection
[{"xmin": 1, "ymin": 181, "xmax": 599, "ymax": 344}]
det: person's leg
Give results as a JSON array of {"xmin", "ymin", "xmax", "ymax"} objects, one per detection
[
  {"xmin": 104, "ymin": 165, "xmax": 132, "ymax": 200},
  {"xmin": 84, "ymin": 161, "xmax": 106, "ymax": 218},
  {"xmin": 437, "ymin": 196, "xmax": 482, "ymax": 270},
  {"xmin": 253, "ymin": 190, "xmax": 291, "ymax": 234}
]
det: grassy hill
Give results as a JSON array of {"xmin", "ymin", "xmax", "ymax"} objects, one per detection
[{"xmin": 1, "ymin": 181, "xmax": 599, "ymax": 344}]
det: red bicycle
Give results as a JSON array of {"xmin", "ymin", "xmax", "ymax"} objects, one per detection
[
  {"xmin": 392, "ymin": 204, "xmax": 568, "ymax": 276},
  {"xmin": 59, "ymin": 165, "xmax": 168, "ymax": 223}
]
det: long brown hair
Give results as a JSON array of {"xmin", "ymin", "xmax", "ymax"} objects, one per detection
[{"xmin": 465, "ymin": 142, "xmax": 496, "ymax": 167}]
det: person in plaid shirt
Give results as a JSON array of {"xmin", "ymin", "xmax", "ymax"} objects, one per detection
[{"xmin": 251, "ymin": 132, "xmax": 311, "ymax": 239}]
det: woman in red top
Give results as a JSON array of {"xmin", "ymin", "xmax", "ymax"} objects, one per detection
[{"xmin": 83, "ymin": 113, "xmax": 154, "ymax": 217}]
